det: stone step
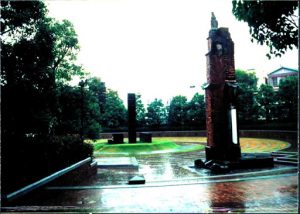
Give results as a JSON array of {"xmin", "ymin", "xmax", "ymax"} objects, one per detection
[{"xmin": 95, "ymin": 157, "xmax": 139, "ymax": 169}]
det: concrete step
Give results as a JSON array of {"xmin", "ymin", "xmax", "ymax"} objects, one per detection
[{"xmin": 95, "ymin": 157, "xmax": 139, "ymax": 169}]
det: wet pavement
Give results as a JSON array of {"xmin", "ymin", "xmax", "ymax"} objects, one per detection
[{"xmin": 2, "ymin": 142, "xmax": 298, "ymax": 213}]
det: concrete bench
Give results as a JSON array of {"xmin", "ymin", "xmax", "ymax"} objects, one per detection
[
  {"xmin": 107, "ymin": 133, "xmax": 124, "ymax": 144},
  {"xmin": 139, "ymin": 132, "xmax": 152, "ymax": 143}
]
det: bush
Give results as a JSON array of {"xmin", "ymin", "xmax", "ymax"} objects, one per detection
[{"xmin": 1, "ymin": 134, "xmax": 93, "ymax": 194}]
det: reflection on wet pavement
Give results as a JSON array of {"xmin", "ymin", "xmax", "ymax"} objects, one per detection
[
  {"xmin": 4, "ymin": 175, "xmax": 297, "ymax": 213},
  {"xmin": 2, "ymin": 148, "xmax": 298, "ymax": 213}
]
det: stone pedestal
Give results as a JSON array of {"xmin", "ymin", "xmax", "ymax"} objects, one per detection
[
  {"xmin": 107, "ymin": 133, "xmax": 124, "ymax": 144},
  {"xmin": 139, "ymin": 132, "xmax": 152, "ymax": 143}
]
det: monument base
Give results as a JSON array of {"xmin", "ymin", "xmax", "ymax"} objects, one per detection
[
  {"xmin": 195, "ymin": 153, "xmax": 274, "ymax": 173},
  {"xmin": 205, "ymin": 145, "xmax": 241, "ymax": 161}
]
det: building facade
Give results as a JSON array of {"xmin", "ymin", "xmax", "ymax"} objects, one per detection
[{"xmin": 266, "ymin": 67, "xmax": 298, "ymax": 90}]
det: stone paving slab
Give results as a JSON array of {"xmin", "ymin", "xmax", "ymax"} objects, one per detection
[{"xmin": 95, "ymin": 157, "xmax": 139, "ymax": 169}]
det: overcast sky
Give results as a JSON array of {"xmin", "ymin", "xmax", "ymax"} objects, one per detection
[{"xmin": 46, "ymin": 0, "xmax": 298, "ymax": 106}]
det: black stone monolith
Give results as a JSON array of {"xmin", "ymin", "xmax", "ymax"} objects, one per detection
[{"xmin": 128, "ymin": 93, "xmax": 136, "ymax": 143}]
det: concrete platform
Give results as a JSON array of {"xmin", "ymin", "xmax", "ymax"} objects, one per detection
[{"xmin": 95, "ymin": 157, "xmax": 139, "ymax": 169}]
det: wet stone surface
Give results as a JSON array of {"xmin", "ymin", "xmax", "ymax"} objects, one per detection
[
  {"xmin": 3, "ymin": 175, "xmax": 297, "ymax": 213},
  {"xmin": 2, "ymin": 146, "xmax": 298, "ymax": 213}
]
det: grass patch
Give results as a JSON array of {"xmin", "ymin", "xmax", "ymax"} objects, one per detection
[
  {"xmin": 87, "ymin": 137, "xmax": 289, "ymax": 156},
  {"xmin": 91, "ymin": 138, "xmax": 204, "ymax": 155},
  {"xmin": 240, "ymin": 138, "xmax": 290, "ymax": 153},
  {"xmin": 97, "ymin": 141, "xmax": 179, "ymax": 153}
]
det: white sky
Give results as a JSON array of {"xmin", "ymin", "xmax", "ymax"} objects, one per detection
[{"xmin": 46, "ymin": 0, "xmax": 298, "ymax": 106}]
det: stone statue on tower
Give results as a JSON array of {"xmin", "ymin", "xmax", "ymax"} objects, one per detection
[{"xmin": 211, "ymin": 12, "xmax": 218, "ymax": 29}]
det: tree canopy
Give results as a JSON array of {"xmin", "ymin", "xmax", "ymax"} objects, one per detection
[
  {"xmin": 277, "ymin": 76, "xmax": 298, "ymax": 121},
  {"xmin": 1, "ymin": 1, "xmax": 48, "ymax": 38},
  {"xmin": 102, "ymin": 90, "xmax": 127, "ymax": 129},
  {"xmin": 146, "ymin": 99, "xmax": 167, "ymax": 128},
  {"xmin": 232, "ymin": 0, "xmax": 298, "ymax": 58},
  {"xmin": 186, "ymin": 93, "xmax": 206, "ymax": 127},
  {"xmin": 236, "ymin": 69, "xmax": 259, "ymax": 122},
  {"xmin": 256, "ymin": 84, "xmax": 276, "ymax": 121},
  {"xmin": 135, "ymin": 94, "xmax": 146, "ymax": 128},
  {"xmin": 1, "ymin": 0, "xmax": 93, "ymax": 193},
  {"xmin": 168, "ymin": 95, "xmax": 188, "ymax": 127}
]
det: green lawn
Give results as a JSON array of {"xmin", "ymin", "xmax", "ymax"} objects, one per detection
[
  {"xmin": 86, "ymin": 137, "xmax": 290, "ymax": 156},
  {"xmin": 88, "ymin": 138, "xmax": 204, "ymax": 156}
]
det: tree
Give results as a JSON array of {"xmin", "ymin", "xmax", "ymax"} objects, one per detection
[
  {"xmin": 81, "ymin": 79, "xmax": 103, "ymax": 139},
  {"xmin": 49, "ymin": 19, "xmax": 85, "ymax": 83},
  {"xmin": 1, "ymin": 1, "xmax": 93, "ymax": 194},
  {"xmin": 236, "ymin": 69, "xmax": 259, "ymax": 122},
  {"xmin": 232, "ymin": 1, "xmax": 298, "ymax": 58},
  {"xmin": 85, "ymin": 77, "xmax": 106, "ymax": 114},
  {"xmin": 55, "ymin": 80, "xmax": 103, "ymax": 140},
  {"xmin": 1, "ymin": 1, "xmax": 48, "ymax": 38},
  {"xmin": 102, "ymin": 89, "xmax": 127, "ymax": 129},
  {"xmin": 257, "ymin": 84, "xmax": 277, "ymax": 121},
  {"xmin": 186, "ymin": 93, "xmax": 206, "ymax": 127},
  {"xmin": 56, "ymin": 85, "xmax": 82, "ymax": 135},
  {"xmin": 135, "ymin": 94, "xmax": 146, "ymax": 128},
  {"xmin": 168, "ymin": 95, "xmax": 188, "ymax": 127},
  {"xmin": 146, "ymin": 99, "xmax": 167, "ymax": 128},
  {"xmin": 277, "ymin": 76, "xmax": 298, "ymax": 122},
  {"xmin": 1, "ymin": 1, "xmax": 56, "ymax": 140},
  {"xmin": 1, "ymin": 1, "xmax": 58, "ymax": 193}
]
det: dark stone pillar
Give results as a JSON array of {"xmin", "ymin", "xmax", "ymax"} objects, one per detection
[
  {"xmin": 128, "ymin": 93, "xmax": 136, "ymax": 143},
  {"xmin": 204, "ymin": 26, "xmax": 241, "ymax": 161}
]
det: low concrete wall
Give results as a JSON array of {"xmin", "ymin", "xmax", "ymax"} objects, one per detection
[
  {"xmin": 3, "ymin": 157, "xmax": 96, "ymax": 203},
  {"xmin": 100, "ymin": 131, "xmax": 207, "ymax": 139},
  {"xmin": 49, "ymin": 158, "xmax": 97, "ymax": 186},
  {"xmin": 100, "ymin": 130, "xmax": 296, "ymax": 141}
]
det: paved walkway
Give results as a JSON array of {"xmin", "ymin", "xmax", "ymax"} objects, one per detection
[{"xmin": 2, "ymin": 142, "xmax": 298, "ymax": 213}]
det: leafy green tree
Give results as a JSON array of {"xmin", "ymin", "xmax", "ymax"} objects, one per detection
[
  {"xmin": 56, "ymin": 80, "xmax": 102, "ymax": 140},
  {"xmin": 56, "ymin": 85, "xmax": 82, "ymax": 135},
  {"xmin": 186, "ymin": 93, "xmax": 206, "ymax": 127},
  {"xmin": 50, "ymin": 19, "xmax": 85, "ymax": 83},
  {"xmin": 232, "ymin": 0, "xmax": 298, "ymax": 58},
  {"xmin": 277, "ymin": 76, "xmax": 298, "ymax": 122},
  {"xmin": 236, "ymin": 69, "xmax": 259, "ymax": 122},
  {"xmin": 1, "ymin": 1, "xmax": 58, "ymax": 193},
  {"xmin": 1, "ymin": 1, "xmax": 48, "ymax": 38},
  {"xmin": 136, "ymin": 94, "xmax": 146, "ymax": 128},
  {"xmin": 81, "ymin": 79, "xmax": 103, "ymax": 139},
  {"xmin": 257, "ymin": 84, "xmax": 277, "ymax": 121},
  {"xmin": 1, "ymin": 3, "xmax": 56, "ymax": 140},
  {"xmin": 146, "ymin": 99, "xmax": 167, "ymax": 128},
  {"xmin": 102, "ymin": 89, "xmax": 127, "ymax": 129},
  {"xmin": 85, "ymin": 77, "xmax": 106, "ymax": 114},
  {"xmin": 168, "ymin": 95, "xmax": 188, "ymax": 127},
  {"xmin": 1, "ymin": 1, "xmax": 93, "ymax": 193}
]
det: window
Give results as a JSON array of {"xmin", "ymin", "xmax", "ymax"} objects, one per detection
[{"xmin": 272, "ymin": 77, "xmax": 278, "ymax": 87}]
